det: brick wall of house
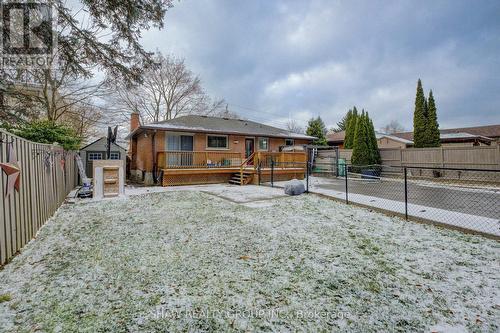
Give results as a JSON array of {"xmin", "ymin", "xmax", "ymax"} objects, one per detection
[
  {"xmin": 131, "ymin": 131, "xmax": 312, "ymax": 184},
  {"xmin": 135, "ymin": 133, "xmax": 153, "ymax": 172},
  {"xmin": 191, "ymin": 135, "xmax": 310, "ymax": 154}
]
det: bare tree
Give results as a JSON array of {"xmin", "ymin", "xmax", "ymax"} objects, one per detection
[
  {"xmin": 108, "ymin": 53, "xmax": 227, "ymax": 124},
  {"xmin": 380, "ymin": 120, "xmax": 405, "ymax": 134},
  {"xmin": 61, "ymin": 104, "xmax": 103, "ymax": 139},
  {"xmin": 286, "ymin": 119, "xmax": 304, "ymax": 134},
  {"xmin": 212, "ymin": 104, "xmax": 240, "ymax": 119},
  {"xmin": 3, "ymin": 61, "xmax": 107, "ymax": 124},
  {"xmin": 1, "ymin": 7, "xmax": 108, "ymax": 138}
]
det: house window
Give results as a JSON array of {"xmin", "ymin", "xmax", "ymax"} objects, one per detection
[
  {"xmin": 207, "ymin": 135, "xmax": 228, "ymax": 149},
  {"xmin": 285, "ymin": 139, "xmax": 294, "ymax": 146},
  {"xmin": 110, "ymin": 152, "xmax": 120, "ymax": 160},
  {"xmin": 88, "ymin": 152, "xmax": 102, "ymax": 160},
  {"xmin": 258, "ymin": 137, "xmax": 269, "ymax": 151}
]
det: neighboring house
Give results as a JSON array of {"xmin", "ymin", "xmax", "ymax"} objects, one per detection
[
  {"xmin": 327, "ymin": 131, "xmax": 413, "ymax": 149},
  {"xmin": 392, "ymin": 131, "xmax": 496, "ymax": 147},
  {"xmin": 393, "ymin": 124, "xmax": 500, "ymax": 144},
  {"xmin": 126, "ymin": 113, "xmax": 315, "ymax": 185},
  {"xmin": 79, "ymin": 137, "xmax": 127, "ymax": 178},
  {"xmin": 327, "ymin": 131, "xmax": 346, "ymax": 148},
  {"xmin": 0, "ymin": 82, "xmax": 45, "ymax": 123},
  {"xmin": 328, "ymin": 124, "xmax": 500, "ymax": 148},
  {"xmin": 376, "ymin": 133, "xmax": 413, "ymax": 149}
]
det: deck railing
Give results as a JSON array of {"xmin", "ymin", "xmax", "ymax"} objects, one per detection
[
  {"xmin": 157, "ymin": 151, "xmax": 244, "ymax": 169},
  {"xmin": 157, "ymin": 151, "xmax": 308, "ymax": 170},
  {"xmin": 255, "ymin": 152, "xmax": 307, "ymax": 169}
]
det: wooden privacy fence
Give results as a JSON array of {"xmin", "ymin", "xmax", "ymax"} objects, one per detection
[
  {"xmin": 338, "ymin": 146, "xmax": 500, "ymax": 170},
  {"xmin": 0, "ymin": 129, "xmax": 78, "ymax": 266}
]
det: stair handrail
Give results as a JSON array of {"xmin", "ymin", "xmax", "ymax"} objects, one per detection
[
  {"xmin": 239, "ymin": 152, "xmax": 255, "ymax": 168},
  {"xmin": 239, "ymin": 152, "xmax": 256, "ymax": 185}
]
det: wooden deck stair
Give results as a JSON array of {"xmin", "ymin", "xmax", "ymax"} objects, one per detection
[{"xmin": 229, "ymin": 171, "xmax": 253, "ymax": 185}]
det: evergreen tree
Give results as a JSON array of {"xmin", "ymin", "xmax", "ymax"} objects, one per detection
[
  {"xmin": 344, "ymin": 106, "xmax": 358, "ymax": 149},
  {"xmin": 413, "ymin": 79, "xmax": 427, "ymax": 148},
  {"xmin": 426, "ymin": 90, "xmax": 440, "ymax": 147},
  {"xmin": 351, "ymin": 111, "xmax": 371, "ymax": 166},
  {"xmin": 334, "ymin": 110, "xmax": 351, "ymax": 132},
  {"xmin": 9, "ymin": 120, "xmax": 82, "ymax": 150},
  {"xmin": 366, "ymin": 113, "xmax": 381, "ymax": 164},
  {"xmin": 306, "ymin": 116, "xmax": 328, "ymax": 146}
]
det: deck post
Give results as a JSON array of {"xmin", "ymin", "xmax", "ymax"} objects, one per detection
[
  {"xmin": 306, "ymin": 161, "xmax": 310, "ymax": 193},
  {"xmin": 258, "ymin": 160, "xmax": 261, "ymax": 186}
]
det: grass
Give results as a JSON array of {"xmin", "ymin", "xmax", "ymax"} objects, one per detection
[
  {"xmin": 0, "ymin": 186, "xmax": 498, "ymax": 332},
  {"xmin": 0, "ymin": 294, "xmax": 11, "ymax": 304}
]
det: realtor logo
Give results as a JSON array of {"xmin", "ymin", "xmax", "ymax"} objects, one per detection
[{"xmin": 1, "ymin": 1, "xmax": 56, "ymax": 69}]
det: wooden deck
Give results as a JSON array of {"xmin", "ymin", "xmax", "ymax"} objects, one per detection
[{"xmin": 158, "ymin": 151, "xmax": 307, "ymax": 186}]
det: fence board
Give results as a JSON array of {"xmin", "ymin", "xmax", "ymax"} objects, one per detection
[
  {"xmin": 336, "ymin": 146, "xmax": 500, "ymax": 170},
  {"xmin": 0, "ymin": 129, "xmax": 78, "ymax": 266},
  {"xmin": 0, "ymin": 140, "xmax": 6, "ymax": 264}
]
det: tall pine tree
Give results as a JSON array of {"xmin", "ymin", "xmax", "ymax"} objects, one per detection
[
  {"xmin": 334, "ymin": 110, "xmax": 351, "ymax": 132},
  {"xmin": 366, "ymin": 113, "xmax": 381, "ymax": 164},
  {"xmin": 352, "ymin": 111, "xmax": 380, "ymax": 167},
  {"xmin": 413, "ymin": 79, "xmax": 427, "ymax": 148},
  {"xmin": 351, "ymin": 110, "xmax": 371, "ymax": 166},
  {"xmin": 426, "ymin": 90, "xmax": 440, "ymax": 147},
  {"xmin": 306, "ymin": 116, "xmax": 328, "ymax": 146},
  {"xmin": 344, "ymin": 106, "xmax": 358, "ymax": 149}
]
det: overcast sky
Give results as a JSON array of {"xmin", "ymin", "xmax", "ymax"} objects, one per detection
[{"xmin": 140, "ymin": 0, "xmax": 500, "ymax": 131}]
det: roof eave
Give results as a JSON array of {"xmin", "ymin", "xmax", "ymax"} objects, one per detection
[{"xmin": 127, "ymin": 125, "xmax": 315, "ymax": 140}]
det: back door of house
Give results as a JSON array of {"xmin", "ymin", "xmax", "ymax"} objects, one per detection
[{"xmin": 245, "ymin": 138, "xmax": 254, "ymax": 164}]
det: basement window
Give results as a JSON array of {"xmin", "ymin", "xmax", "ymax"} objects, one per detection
[{"xmin": 207, "ymin": 135, "xmax": 228, "ymax": 149}]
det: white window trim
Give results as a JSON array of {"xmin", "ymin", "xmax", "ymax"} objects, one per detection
[
  {"xmin": 285, "ymin": 138, "xmax": 295, "ymax": 146},
  {"xmin": 165, "ymin": 132, "xmax": 195, "ymax": 151},
  {"xmin": 206, "ymin": 134, "xmax": 229, "ymax": 150},
  {"xmin": 257, "ymin": 137, "xmax": 269, "ymax": 151},
  {"xmin": 88, "ymin": 152, "xmax": 103, "ymax": 160},
  {"xmin": 109, "ymin": 152, "xmax": 120, "ymax": 160}
]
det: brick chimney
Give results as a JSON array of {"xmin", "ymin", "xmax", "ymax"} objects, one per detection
[{"xmin": 130, "ymin": 112, "xmax": 140, "ymax": 131}]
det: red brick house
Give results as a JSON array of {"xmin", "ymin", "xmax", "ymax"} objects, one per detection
[{"xmin": 126, "ymin": 113, "xmax": 314, "ymax": 185}]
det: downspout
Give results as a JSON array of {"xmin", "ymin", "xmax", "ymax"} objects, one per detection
[{"xmin": 152, "ymin": 130, "xmax": 157, "ymax": 183}]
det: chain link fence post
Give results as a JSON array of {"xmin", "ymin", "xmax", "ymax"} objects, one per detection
[
  {"xmin": 404, "ymin": 166, "xmax": 408, "ymax": 220},
  {"xmin": 344, "ymin": 163, "xmax": 349, "ymax": 204}
]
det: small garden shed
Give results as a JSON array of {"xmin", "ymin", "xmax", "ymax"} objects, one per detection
[{"xmin": 79, "ymin": 137, "xmax": 127, "ymax": 178}]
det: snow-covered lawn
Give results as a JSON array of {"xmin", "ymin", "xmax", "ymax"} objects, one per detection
[
  {"xmin": 272, "ymin": 177, "xmax": 500, "ymax": 237},
  {"xmin": 0, "ymin": 185, "xmax": 499, "ymax": 332}
]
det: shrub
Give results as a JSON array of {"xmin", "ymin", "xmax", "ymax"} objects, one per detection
[{"xmin": 6, "ymin": 120, "xmax": 81, "ymax": 150}]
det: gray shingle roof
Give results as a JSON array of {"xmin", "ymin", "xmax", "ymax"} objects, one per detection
[
  {"xmin": 393, "ymin": 125, "xmax": 500, "ymax": 141},
  {"xmin": 128, "ymin": 115, "xmax": 315, "ymax": 140}
]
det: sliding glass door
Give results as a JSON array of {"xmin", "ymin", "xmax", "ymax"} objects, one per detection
[{"xmin": 167, "ymin": 134, "xmax": 194, "ymax": 166}]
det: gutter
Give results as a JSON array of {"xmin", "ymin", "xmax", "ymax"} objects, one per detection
[{"xmin": 125, "ymin": 126, "xmax": 316, "ymax": 141}]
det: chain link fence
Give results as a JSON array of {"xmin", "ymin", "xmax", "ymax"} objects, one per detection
[{"xmin": 266, "ymin": 158, "xmax": 500, "ymax": 238}]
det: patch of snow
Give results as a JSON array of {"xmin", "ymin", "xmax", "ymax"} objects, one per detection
[
  {"xmin": 0, "ymin": 188, "xmax": 499, "ymax": 332},
  {"xmin": 271, "ymin": 177, "xmax": 500, "ymax": 237}
]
